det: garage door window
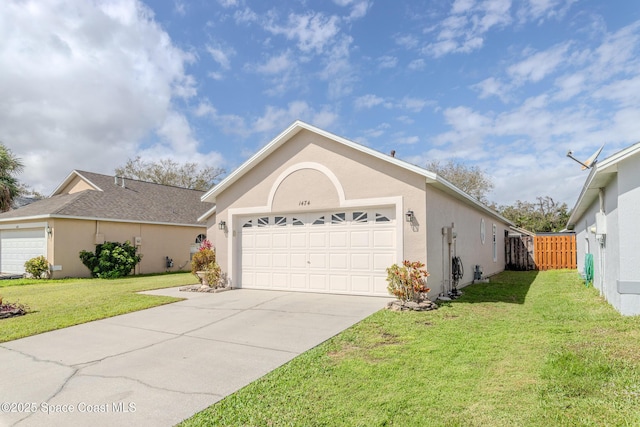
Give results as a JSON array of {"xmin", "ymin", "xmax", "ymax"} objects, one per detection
[{"xmin": 353, "ymin": 212, "xmax": 367, "ymax": 223}]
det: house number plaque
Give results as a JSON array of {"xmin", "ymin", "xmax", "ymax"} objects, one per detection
[{"xmin": 299, "ymin": 200, "xmax": 311, "ymax": 206}]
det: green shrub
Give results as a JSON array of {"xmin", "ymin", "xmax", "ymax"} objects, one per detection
[
  {"xmin": 79, "ymin": 241, "xmax": 142, "ymax": 279},
  {"xmin": 24, "ymin": 256, "xmax": 50, "ymax": 279},
  {"xmin": 386, "ymin": 260, "xmax": 430, "ymax": 302}
]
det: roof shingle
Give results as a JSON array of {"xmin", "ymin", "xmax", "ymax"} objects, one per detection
[{"xmin": 0, "ymin": 170, "xmax": 214, "ymax": 225}]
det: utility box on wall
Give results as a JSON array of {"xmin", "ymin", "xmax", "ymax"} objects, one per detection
[{"xmin": 595, "ymin": 212, "xmax": 607, "ymax": 235}]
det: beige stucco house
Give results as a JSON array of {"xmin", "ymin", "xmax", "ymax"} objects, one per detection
[
  {"xmin": 201, "ymin": 121, "xmax": 512, "ymax": 298},
  {"xmin": 0, "ymin": 170, "xmax": 212, "ymax": 278}
]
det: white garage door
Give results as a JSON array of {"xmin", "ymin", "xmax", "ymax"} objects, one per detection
[
  {"xmin": 239, "ymin": 207, "xmax": 397, "ymax": 296},
  {"xmin": 0, "ymin": 229, "xmax": 47, "ymax": 274}
]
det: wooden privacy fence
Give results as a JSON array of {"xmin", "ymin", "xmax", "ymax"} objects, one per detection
[
  {"xmin": 505, "ymin": 235, "xmax": 536, "ymax": 270},
  {"xmin": 506, "ymin": 233, "xmax": 577, "ymax": 271},
  {"xmin": 534, "ymin": 233, "xmax": 577, "ymax": 270}
]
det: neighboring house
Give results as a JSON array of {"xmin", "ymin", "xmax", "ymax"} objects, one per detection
[
  {"xmin": 567, "ymin": 142, "xmax": 640, "ymax": 315},
  {"xmin": 0, "ymin": 170, "xmax": 213, "ymax": 278},
  {"xmin": 200, "ymin": 121, "xmax": 512, "ymax": 298}
]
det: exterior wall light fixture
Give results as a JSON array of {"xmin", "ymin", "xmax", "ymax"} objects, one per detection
[{"xmin": 405, "ymin": 210, "xmax": 414, "ymax": 222}]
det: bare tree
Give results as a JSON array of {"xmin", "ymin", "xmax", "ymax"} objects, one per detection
[
  {"xmin": 115, "ymin": 157, "xmax": 225, "ymax": 191},
  {"xmin": 425, "ymin": 159, "xmax": 494, "ymax": 204}
]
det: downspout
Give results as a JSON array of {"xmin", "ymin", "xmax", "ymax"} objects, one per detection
[{"xmin": 598, "ymin": 188, "xmax": 606, "ymax": 292}]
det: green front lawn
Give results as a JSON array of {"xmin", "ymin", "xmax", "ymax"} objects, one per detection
[
  {"xmin": 0, "ymin": 272, "xmax": 196, "ymax": 342},
  {"xmin": 181, "ymin": 270, "xmax": 640, "ymax": 427}
]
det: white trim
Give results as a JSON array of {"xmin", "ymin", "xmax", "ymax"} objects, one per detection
[
  {"xmin": 197, "ymin": 205, "xmax": 217, "ymax": 222},
  {"xmin": 226, "ymin": 195, "xmax": 404, "ymax": 287},
  {"xmin": 0, "ymin": 214, "xmax": 205, "ymax": 228},
  {"xmin": 0, "ymin": 221, "xmax": 48, "ymax": 230},
  {"xmin": 267, "ymin": 162, "xmax": 346, "ymax": 209},
  {"xmin": 50, "ymin": 170, "xmax": 102, "ymax": 196}
]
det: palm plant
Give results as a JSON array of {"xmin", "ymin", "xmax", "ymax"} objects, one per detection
[{"xmin": 0, "ymin": 144, "xmax": 23, "ymax": 212}]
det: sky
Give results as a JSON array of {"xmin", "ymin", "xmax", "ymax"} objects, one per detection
[{"xmin": 1, "ymin": 0, "xmax": 640, "ymax": 208}]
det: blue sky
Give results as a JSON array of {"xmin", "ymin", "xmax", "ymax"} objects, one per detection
[{"xmin": 2, "ymin": 1, "xmax": 640, "ymax": 207}]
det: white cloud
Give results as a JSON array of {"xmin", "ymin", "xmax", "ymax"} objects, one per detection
[
  {"xmin": 253, "ymin": 51, "xmax": 294, "ymax": 75},
  {"xmin": 319, "ymin": 34, "xmax": 357, "ymax": 99},
  {"xmin": 218, "ymin": 0, "xmax": 239, "ymax": 8},
  {"xmin": 424, "ymin": 0, "xmax": 511, "ymax": 57},
  {"xmin": 332, "ymin": 0, "xmax": 372, "ymax": 21},
  {"xmin": 408, "ymin": 58, "xmax": 426, "ymax": 71},
  {"xmin": 0, "ymin": 0, "xmax": 206, "ymax": 194},
  {"xmin": 265, "ymin": 12, "xmax": 341, "ymax": 54},
  {"xmin": 378, "ymin": 55, "xmax": 398, "ymax": 69},
  {"xmin": 252, "ymin": 101, "xmax": 338, "ymax": 134},
  {"xmin": 233, "ymin": 7, "xmax": 258, "ymax": 24},
  {"xmin": 354, "ymin": 94, "xmax": 384, "ymax": 109},
  {"xmin": 397, "ymin": 97, "xmax": 429, "ymax": 113},
  {"xmin": 206, "ymin": 44, "xmax": 234, "ymax": 70},
  {"xmin": 517, "ymin": 0, "xmax": 578, "ymax": 23},
  {"xmin": 173, "ymin": 0, "xmax": 186, "ymax": 16},
  {"xmin": 507, "ymin": 42, "xmax": 571, "ymax": 84}
]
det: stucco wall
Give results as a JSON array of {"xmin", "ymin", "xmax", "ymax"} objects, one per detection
[
  {"xmin": 616, "ymin": 156, "xmax": 640, "ymax": 313},
  {"xmin": 50, "ymin": 218, "xmax": 205, "ymax": 278},
  {"xmin": 58, "ymin": 175, "xmax": 95, "ymax": 194},
  {"xmin": 425, "ymin": 186, "xmax": 509, "ymax": 296},
  {"xmin": 209, "ymin": 129, "xmax": 428, "ymax": 285}
]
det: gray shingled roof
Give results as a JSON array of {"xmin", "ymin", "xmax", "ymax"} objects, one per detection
[{"xmin": 0, "ymin": 171, "xmax": 214, "ymax": 225}]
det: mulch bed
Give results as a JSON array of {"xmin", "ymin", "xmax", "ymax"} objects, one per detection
[{"xmin": 0, "ymin": 302, "xmax": 28, "ymax": 320}]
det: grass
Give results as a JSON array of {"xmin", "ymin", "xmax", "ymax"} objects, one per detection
[
  {"xmin": 0, "ymin": 272, "xmax": 197, "ymax": 343},
  {"xmin": 180, "ymin": 270, "xmax": 640, "ymax": 427}
]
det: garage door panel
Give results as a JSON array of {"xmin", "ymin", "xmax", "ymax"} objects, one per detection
[
  {"xmin": 272, "ymin": 233, "xmax": 288, "ymax": 249},
  {"xmin": 290, "ymin": 273, "xmax": 307, "ymax": 289},
  {"xmin": 351, "ymin": 276, "xmax": 371, "ymax": 292},
  {"xmin": 290, "ymin": 233, "xmax": 307, "ymax": 248},
  {"xmin": 254, "ymin": 272, "xmax": 271, "ymax": 287},
  {"xmin": 240, "ymin": 208, "xmax": 397, "ymax": 296},
  {"xmin": 374, "ymin": 276, "xmax": 388, "ymax": 294},
  {"xmin": 255, "ymin": 253, "xmax": 270, "ymax": 268},
  {"xmin": 273, "ymin": 253, "xmax": 288, "ymax": 268},
  {"xmin": 329, "ymin": 253, "xmax": 348, "ymax": 270},
  {"xmin": 350, "ymin": 231, "xmax": 370, "ymax": 247},
  {"xmin": 290, "ymin": 253, "xmax": 307, "ymax": 268},
  {"xmin": 272, "ymin": 273, "xmax": 289, "ymax": 288},
  {"xmin": 308, "ymin": 253, "xmax": 326, "ymax": 269},
  {"xmin": 241, "ymin": 233, "xmax": 255, "ymax": 248},
  {"xmin": 330, "ymin": 275, "xmax": 348, "ymax": 292},
  {"xmin": 1, "ymin": 229, "xmax": 47, "ymax": 274},
  {"xmin": 309, "ymin": 275, "xmax": 326, "ymax": 290},
  {"xmin": 373, "ymin": 230, "xmax": 395, "ymax": 247},
  {"xmin": 255, "ymin": 234, "xmax": 271, "ymax": 249},
  {"xmin": 351, "ymin": 253, "xmax": 371, "ymax": 270},
  {"xmin": 374, "ymin": 253, "xmax": 395, "ymax": 270},
  {"xmin": 309, "ymin": 232, "xmax": 326, "ymax": 248},
  {"xmin": 329, "ymin": 231, "xmax": 348, "ymax": 248}
]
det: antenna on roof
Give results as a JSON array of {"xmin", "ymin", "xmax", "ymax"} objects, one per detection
[{"xmin": 566, "ymin": 145, "xmax": 604, "ymax": 170}]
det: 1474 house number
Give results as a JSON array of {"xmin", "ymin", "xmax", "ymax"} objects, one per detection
[{"xmin": 299, "ymin": 200, "xmax": 311, "ymax": 206}]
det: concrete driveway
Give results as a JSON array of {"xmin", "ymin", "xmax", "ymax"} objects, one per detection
[{"xmin": 0, "ymin": 288, "xmax": 389, "ymax": 427}]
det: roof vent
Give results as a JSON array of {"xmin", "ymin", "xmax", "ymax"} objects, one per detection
[{"xmin": 390, "ymin": 150, "xmax": 396, "ymax": 157}]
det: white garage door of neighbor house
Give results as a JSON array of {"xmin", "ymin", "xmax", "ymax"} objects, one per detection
[
  {"xmin": 239, "ymin": 207, "xmax": 397, "ymax": 296},
  {"xmin": 0, "ymin": 229, "xmax": 46, "ymax": 274}
]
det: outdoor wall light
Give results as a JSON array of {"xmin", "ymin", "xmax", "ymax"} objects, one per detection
[
  {"xmin": 46, "ymin": 225, "xmax": 52, "ymax": 236},
  {"xmin": 218, "ymin": 220, "xmax": 226, "ymax": 231},
  {"xmin": 405, "ymin": 210, "xmax": 414, "ymax": 222}
]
